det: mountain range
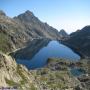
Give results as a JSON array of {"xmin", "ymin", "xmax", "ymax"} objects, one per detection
[
  {"xmin": 0, "ymin": 10, "xmax": 90, "ymax": 90},
  {"xmin": 0, "ymin": 10, "xmax": 62, "ymax": 53},
  {"xmin": 0, "ymin": 10, "xmax": 90, "ymax": 57}
]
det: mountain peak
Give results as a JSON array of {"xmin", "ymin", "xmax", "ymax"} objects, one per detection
[
  {"xmin": 24, "ymin": 10, "xmax": 34, "ymax": 16},
  {"xmin": 14, "ymin": 10, "xmax": 36, "ymax": 22},
  {"xmin": 59, "ymin": 29, "xmax": 68, "ymax": 37},
  {"xmin": 82, "ymin": 25, "xmax": 90, "ymax": 31}
]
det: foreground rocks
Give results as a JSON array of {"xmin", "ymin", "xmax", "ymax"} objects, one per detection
[
  {"xmin": 0, "ymin": 52, "xmax": 39, "ymax": 90},
  {"xmin": 0, "ymin": 52, "xmax": 89, "ymax": 90},
  {"xmin": 30, "ymin": 58, "xmax": 90, "ymax": 90}
]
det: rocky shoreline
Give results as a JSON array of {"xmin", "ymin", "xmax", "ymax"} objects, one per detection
[
  {"xmin": 0, "ymin": 51, "xmax": 90, "ymax": 90},
  {"xmin": 29, "ymin": 58, "xmax": 90, "ymax": 90}
]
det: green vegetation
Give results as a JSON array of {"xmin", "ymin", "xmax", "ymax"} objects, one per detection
[
  {"xmin": 5, "ymin": 78, "xmax": 19, "ymax": 86},
  {"xmin": 30, "ymin": 84, "xmax": 37, "ymax": 90},
  {"xmin": 30, "ymin": 58, "xmax": 90, "ymax": 90},
  {"xmin": 0, "ymin": 33, "xmax": 11, "ymax": 53},
  {"xmin": 17, "ymin": 65, "xmax": 27, "ymax": 83},
  {"xmin": 2, "ymin": 56, "xmax": 90, "ymax": 90}
]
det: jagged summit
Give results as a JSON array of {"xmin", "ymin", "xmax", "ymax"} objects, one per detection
[
  {"xmin": 0, "ymin": 10, "xmax": 6, "ymax": 16},
  {"xmin": 25, "ymin": 10, "xmax": 34, "ymax": 16},
  {"xmin": 14, "ymin": 10, "xmax": 39, "ymax": 23},
  {"xmin": 14, "ymin": 10, "xmax": 34, "ymax": 18},
  {"xmin": 14, "ymin": 10, "xmax": 61, "ymax": 39}
]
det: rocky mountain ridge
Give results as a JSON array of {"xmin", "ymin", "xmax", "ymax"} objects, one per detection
[
  {"xmin": 14, "ymin": 10, "xmax": 61, "ymax": 39},
  {"xmin": 0, "ymin": 10, "xmax": 90, "ymax": 90},
  {"xmin": 0, "ymin": 52, "xmax": 39, "ymax": 90},
  {"xmin": 0, "ymin": 10, "xmax": 61, "ymax": 53},
  {"xmin": 62, "ymin": 25, "xmax": 90, "ymax": 58}
]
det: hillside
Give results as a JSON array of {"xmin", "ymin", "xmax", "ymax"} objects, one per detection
[
  {"xmin": 0, "ymin": 10, "xmax": 32, "ymax": 53},
  {"xmin": 62, "ymin": 26, "xmax": 90, "ymax": 58},
  {"xmin": 14, "ymin": 10, "xmax": 61, "ymax": 40},
  {"xmin": 0, "ymin": 52, "xmax": 39, "ymax": 90},
  {"xmin": 0, "ymin": 10, "xmax": 61, "ymax": 53},
  {"xmin": 0, "ymin": 53, "xmax": 89, "ymax": 90}
]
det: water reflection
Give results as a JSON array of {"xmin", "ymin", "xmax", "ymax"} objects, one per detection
[
  {"xmin": 12, "ymin": 39, "xmax": 80, "ymax": 69},
  {"xmin": 13, "ymin": 39, "xmax": 50, "ymax": 59}
]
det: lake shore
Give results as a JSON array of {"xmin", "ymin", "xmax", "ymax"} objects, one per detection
[{"xmin": 30, "ymin": 58, "xmax": 90, "ymax": 90}]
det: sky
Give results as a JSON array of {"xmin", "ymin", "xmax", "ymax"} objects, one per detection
[{"xmin": 0, "ymin": 0, "xmax": 90, "ymax": 33}]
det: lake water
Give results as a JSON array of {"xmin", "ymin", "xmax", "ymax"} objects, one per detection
[{"xmin": 14, "ymin": 39, "xmax": 80, "ymax": 69}]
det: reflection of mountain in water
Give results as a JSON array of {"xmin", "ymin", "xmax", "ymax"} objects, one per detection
[
  {"xmin": 12, "ymin": 39, "xmax": 50, "ymax": 60},
  {"xmin": 11, "ymin": 40, "xmax": 80, "ymax": 69}
]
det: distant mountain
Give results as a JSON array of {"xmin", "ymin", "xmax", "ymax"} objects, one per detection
[
  {"xmin": 59, "ymin": 29, "xmax": 68, "ymax": 38},
  {"xmin": 0, "ymin": 10, "xmax": 61, "ymax": 53},
  {"xmin": 63, "ymin": 26, "xmax": 90, "ymax": 58}
]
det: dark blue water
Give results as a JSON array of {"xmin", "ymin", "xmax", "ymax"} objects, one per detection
[{"xmin": 15, "ymin": 40, "xmax": 80, "ymax": 69}]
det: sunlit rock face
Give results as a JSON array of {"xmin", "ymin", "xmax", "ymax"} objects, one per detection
[{"xmin": 0, "ymin": 52, "xmax": 38, "ymax": 89}]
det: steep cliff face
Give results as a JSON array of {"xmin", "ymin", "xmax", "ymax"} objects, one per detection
[{"xmin": 63, "ymin": 26, "xmax": 90, "ymax": 58}]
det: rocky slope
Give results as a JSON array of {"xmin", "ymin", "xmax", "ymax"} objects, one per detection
[
  {"xmin": 0, "ymin": 10, "xmax": 32, "ymax": 53},
  {"xmin": 14, "ymin": 10, "xmax": 61, "ymax": 40},
  {"xmin": 31, "ymin": 58, "xmax": 90, "ymax": 90},
  {"xmin": 0, "ymin": 10, "xmax": 90, "ymax": 90},
  {"xmin": 62, "ymin": 25, "xmax": 90, "ymax": 58},
  {"xmin": 0, "ymin": 10, "xmax": 61, "ymax": 53},
  {"xmin": 1, "ymin": 52, "xmax": 89, "ymax": 90},
  {"xmin": 0, "ymin": 52, "xmax": 40, "ymax": 90}
]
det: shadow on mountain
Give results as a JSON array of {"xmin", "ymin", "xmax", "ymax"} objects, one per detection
[{"xmin": 11, "ymin": 39, "xmax": 50, "ymax": 60}]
